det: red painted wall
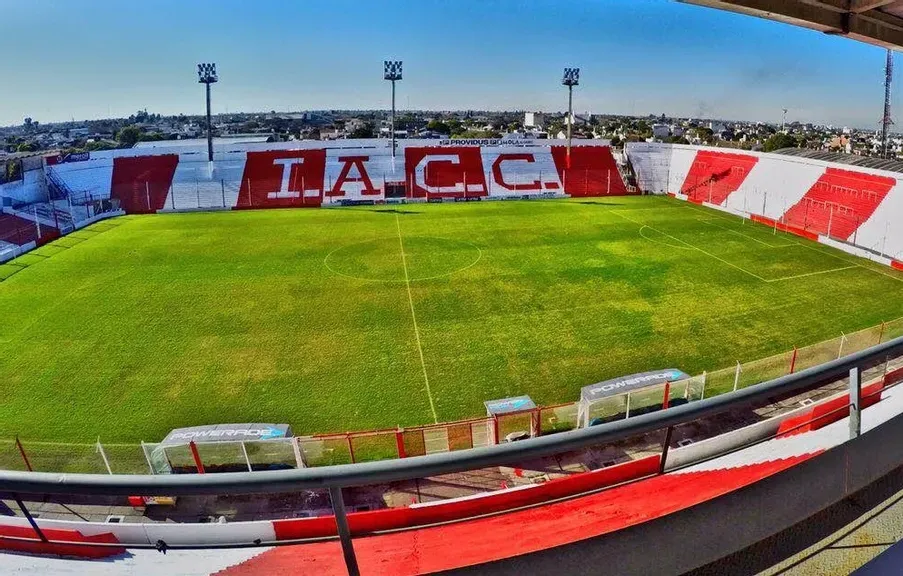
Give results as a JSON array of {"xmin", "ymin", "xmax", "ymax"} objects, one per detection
[
  {"xmin": 680, "ymin": 150, "xmax": 758, "ymax": 205},
  {"xmin": 235, "ymin": 150, "xmax": 326, "ymax": 209},
  {"xmin": 0, "ymin": 525, "xmax": 123, "ymax": 559},
  {"xmin": 110, "ymin": 155, "xmax": 179, "ymax": 214},
  {"xmin": 550, "ymin": 145, "xmax": 628, "ymax": 196}
]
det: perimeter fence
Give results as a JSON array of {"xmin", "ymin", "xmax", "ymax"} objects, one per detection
[{"xmin": 2, "ymin": 316, "xmax": 901, "ymax": 475}]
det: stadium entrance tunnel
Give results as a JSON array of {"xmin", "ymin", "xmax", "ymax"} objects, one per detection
[{"xmin": 323, "ymin": 236, "xmax": 482, "ymax": 282}]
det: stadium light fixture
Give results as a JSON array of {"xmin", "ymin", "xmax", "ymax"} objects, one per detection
[
  {"xmin": 197, "ymin": 63, "xmax": 218, "ymax": 163},
  {"xmin": 562, "ymin": 67, "xmax": 580, "ymax": 169},
  {"xmin": 384, "ymin": 61, "xmax": 403, "ymax": 159}
]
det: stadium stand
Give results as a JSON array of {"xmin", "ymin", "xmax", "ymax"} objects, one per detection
[
  {"xmin": 780, "ymin": 168, "xmax": 895, "ymax": 240},
  {"xmin": 110, "ymin": 155, "xmax": 179, "ymax": 214},
  {"xmin": 679, "ymin": 150, "xmax": 758, "ymax": 205},
  {"xmin": 0, "ymin": 213, "xmax": 54, "ymax": 246},
  {"xmin": 625, "ymin": 142, "xmax": 903, "ymax": 266}
]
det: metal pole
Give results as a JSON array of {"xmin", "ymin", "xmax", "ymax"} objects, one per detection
[
  {"xmin": 141, "ymin": 442, "xmax": 156, "ymax": 474},
  {"xmin": 827, "ymin": 205, "xmax": 834, "ymax": 238},
  {"xmin": 566, "ymin": 85, "xmax": 573, "ymax": 169},
  {"xmin": 240, "ymin": 441, "xmax": 253, "ymax": 472},
  {"xmin": 659, "ymin": 425, "xmax": 673, "ymax": 474},
  {"xmin": 14, "ymin": 495, "xmax": 47, "ymax": 543},
  {"xmin": 33, "ymin": 205, "xmax": 41, "ymax": 240},
  {"xmin": 391, "ymin": 80, "xmax": 396, "ymax": 160},
  {"xmin": 329, "ymin": 486, "xmax": 361, "ymax": 576},
  {"xmin": 292, "ymin": 437, "xmax": 305, "ymax": 469},
  {"xmin": 15, "ymin": 436, "xmax": 32, "ymax": 472},
  {"xmin": 96, "ymin": 439, "xmax": 113, "ymax": 475},
  {"xmin": 206, "ymin": 82, "xmax": 214, "ymax": 163},
  {"xmin": 733, "ymin": 361, "xmax": 741, "ymax": 392},
  {"xmin": 189, "ymin": 441, "xmax": 205, "ymax": 474},
  {"xmin": 849, "ymin": 366, "xmax": 861, "ymax": 438}
]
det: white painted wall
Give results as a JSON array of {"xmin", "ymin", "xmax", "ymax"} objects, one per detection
[{"xmin": 626, "ymin": 143, "xmax": 903, "ymax": 265}]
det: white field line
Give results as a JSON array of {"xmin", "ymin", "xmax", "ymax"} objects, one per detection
[
  {"xmin": 790, "ymin": 239, "xmax": 903, "ymax": 285},
  {"xmin": 615, "ymin": 210, "xmax": 857, "ymax": 285},
  {"xmin": 696, "ymin": 217, "xmax": 795, "ymax": 248},
  {"xmin": 396, "ymin": 214, "xmax": 439, "ymax": 423},
  {"xmin": 765, "ymin": 265, "xmax": 858, "ymax": 283},
  {"xmin": 611, "ymin": 210, "xmax": 769, "ymax": 282},
  {"xmin": 855, "ymin": 263, "xmax": 903, "ymax": 284},
  {"xmin": 678, "ymin": 203, "xmax": 903, "ymax": 283},
  {"xmin": 677, "ymin": 203, "xmax": 798, "ymax": 248},
  {"xmin": 638, "ymin": 226, "xmax": 696, "ymax": 250}
]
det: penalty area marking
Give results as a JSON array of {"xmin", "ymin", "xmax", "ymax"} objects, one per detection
[
  {"xmin": 615, "ymin": 210, "xmax": 857, "ymax": 284},
  {"xmin": 765, "ymin": 265, "xmax": 858, "ymax": 283},
  {"xmin": 396, "ymin": 214, "xmax": 440, "ymax": 424},
  {"xmin": 696, "ymin": 217, "xmax": 796, "ymax": 249},
  {"xmin": 789, "ymin": 239, "xmax": 903, "ymax": 285},
  {"xmin": 679, "ymin": 204, "xmax": 903, "ymax": 284},
  {"xmin": 612, "ymin": 210, "xmax": 768, "ymax": 282},
  {"xmin": 638, "ymin": 226, "xmax": 696, "ymax": 251}
]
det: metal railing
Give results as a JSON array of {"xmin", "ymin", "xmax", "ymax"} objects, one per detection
[{"xmin": 2, "ymin": 334, "xmax": 903, "ymax": 575}]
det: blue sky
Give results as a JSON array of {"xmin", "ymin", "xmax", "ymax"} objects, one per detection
[{"xmin": 0, "ymin": 0, "xmax": 896, "ymax": 128}]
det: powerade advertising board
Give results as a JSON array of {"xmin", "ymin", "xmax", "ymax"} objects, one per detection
[
  {"xmin": 484, "ymin": 395, "xmax": 537, "ymax": 416},
  {"xmin": 580, "ymin": 369, "xmax": 689, "ymax": 402},
  {"xmin": 161, "ymin": 423, "xmax": 292, "ymax": 445}
]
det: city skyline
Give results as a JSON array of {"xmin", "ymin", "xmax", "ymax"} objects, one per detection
[{"xmin": 0, "ymin": 0, "xmax": 898, "ymax": 128}]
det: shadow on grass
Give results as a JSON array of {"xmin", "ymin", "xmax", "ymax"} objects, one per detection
[{"xmin": 373, "ymin": 209, "xmax": 422, "ymax": 215}]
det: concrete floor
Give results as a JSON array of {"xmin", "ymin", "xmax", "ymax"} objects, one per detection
[{"xmin": 687, "ymin": 466, "xmax": 903, "ymax": 576}]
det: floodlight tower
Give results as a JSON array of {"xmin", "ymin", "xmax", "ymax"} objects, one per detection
[
  {"xmin": 562, "ymin": 67, "xmax": 580, "ymax": 168},
  {"xmin": 197, "ymin": 63, "xmax": 218, "ymax": 163},
  {"xmin": 384, "ymin": 61, "xmax": 403, "ymax": 159},
  {"xmin": 781, "ymin": 108, "xmax": 788, "ymax": 133}
]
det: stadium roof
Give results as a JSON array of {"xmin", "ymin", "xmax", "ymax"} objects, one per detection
[
  {"xmin": 679, "ymin": 1, "xmax": 903, "ymax": 50},
  {"xmin": 133, "ymin": 136, "xmax": 274, "ymax": 149},
  {"xmin": 773, "ymin": 147, "xmax": 903, "ymax": 172}
]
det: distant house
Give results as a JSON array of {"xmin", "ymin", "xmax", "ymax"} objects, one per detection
[
  {"xmin": 524, "ymin": 112, "xmax": 545, "ymax": 129},
  {"xmin": 652, "ymin": 124, "xmax": 670, "ymax": 140},
  {"xmin": 556, "ymin": 130, "xmax": 589, "ymax": 140}
]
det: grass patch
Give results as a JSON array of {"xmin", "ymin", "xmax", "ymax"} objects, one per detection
[{"xmin": 2, "ymin": 196, "xmax": 903, "ymax": 443}]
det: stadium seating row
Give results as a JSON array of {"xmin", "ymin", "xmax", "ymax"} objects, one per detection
[
  {"xmin": 625, "ymin": 143, "xmax": 903, "ymax": 266},
  {"xmin": 36, "ymin": 142, "xmax": 629, "ymax": 215}
]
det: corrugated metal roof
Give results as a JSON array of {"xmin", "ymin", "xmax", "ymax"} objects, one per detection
[{"xmin": 773, "ymin": 148, "xmax": 903, "ymax": 174}]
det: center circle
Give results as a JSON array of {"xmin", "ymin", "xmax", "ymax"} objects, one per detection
[{"xmin": 324, "ymin": 236, "xmax": 483, "ymax": 282}]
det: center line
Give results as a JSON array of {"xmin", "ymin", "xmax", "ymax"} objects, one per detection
[{"xmin": 396, "ymin": 214, "xmax": 439, "ymax": 423}]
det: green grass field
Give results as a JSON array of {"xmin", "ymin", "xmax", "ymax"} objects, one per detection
[{"xmin": 2, "ymin": 195, "xmax": 903, "ymax": 444}]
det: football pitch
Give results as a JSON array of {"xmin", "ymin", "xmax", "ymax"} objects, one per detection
[{"xmin": 2, "ymin": 195, "xmax": 903, "ymax": 443}]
